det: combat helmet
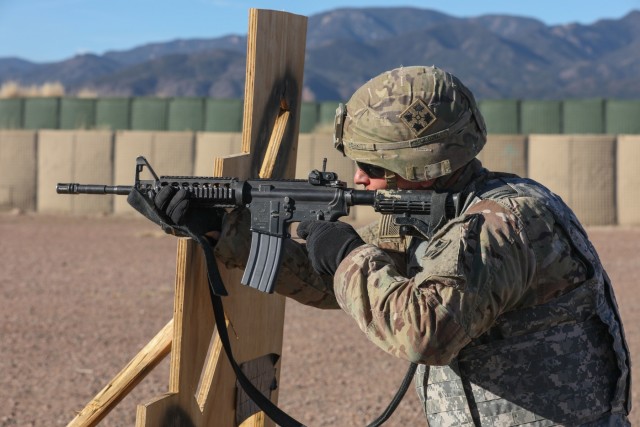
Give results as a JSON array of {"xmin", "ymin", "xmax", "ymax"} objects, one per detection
[{"xmin": 334, "ymin": 66, "xmax": 487, "ymax": 182}]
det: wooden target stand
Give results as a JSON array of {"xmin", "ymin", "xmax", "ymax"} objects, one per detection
[{"xmin": 67, "ymin": 9, "xmax": 307, "ymax": 427}]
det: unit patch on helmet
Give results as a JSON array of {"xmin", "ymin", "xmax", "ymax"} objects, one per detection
[{"xmin": 399, "ymin": 98, "xmax": 437, "ymax": 137}]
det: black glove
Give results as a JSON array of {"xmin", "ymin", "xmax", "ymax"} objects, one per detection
[
  {"xmin": 128, "ymin": 185, "xmax": 229, "ymax": 296},
  {"xmin": 153, "ymin": 185, "xmax": 191, "ymax": 225},
  {"xmin": 297, "ymin": 220, "xmax": 365, "ymax": 276},
  {"xmin": 128, "ymin": 185, "xmax": 224, "ymax": 238}
]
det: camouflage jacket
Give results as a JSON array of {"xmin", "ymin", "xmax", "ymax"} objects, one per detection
[
  {"xmin": 333, "ymin": 162, "xmax": 631, "ymax": 425},
  {"xmin": 214, "ymin": 160, "xmax": 631, "ymax": 425}
]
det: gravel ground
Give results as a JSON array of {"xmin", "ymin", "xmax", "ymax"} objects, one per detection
[{"xmin": 0, "ymin": 212, "xmax": 638, "ymax": 426}]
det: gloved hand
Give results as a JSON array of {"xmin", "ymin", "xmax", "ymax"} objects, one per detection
[
  {"xmin": 153, "ymin": 185, "xmax": 191, "ymax": 225},
  {"xmin": 127, "ymin": 185, "xmax": 224, "ymax": 238},
  {"xmin": 154, "ymin": 185, "xmax": 226, "ymax": 237},
  {"xmin": 297, "ymin": 220, "xmax": 365, "ymax": 276}
]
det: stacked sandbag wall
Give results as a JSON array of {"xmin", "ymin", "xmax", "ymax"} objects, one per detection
[
  {"xmin": 528, "ymin": 135, "xmax": 616, "ymax": 226},
  {"xmin": 37, "ymin": 130, "xmax": 113, "ymax": 215},
  {"xmin": 0, "ymin": 130, "xmax": 37, "ymax": 211},
  {"xmin": 616, "ymin": 135, "xmax": 640, "ymax": 226}
]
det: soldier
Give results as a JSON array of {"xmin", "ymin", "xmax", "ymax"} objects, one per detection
[{"xmin": 146, "ymin": 66, "xmax": 631, "ymax": 425}]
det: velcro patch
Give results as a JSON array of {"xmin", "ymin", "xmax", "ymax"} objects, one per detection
[{"xmin": 400, "ymin": 98, "xmax": 437, "ymax": 137}]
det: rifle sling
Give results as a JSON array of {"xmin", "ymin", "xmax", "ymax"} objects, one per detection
[
  {"xmin": 199, "ymin": 235, "xmax": 307, "ymax": 427},
  {"xmin": 198, "ymin": 235, "xmax": 414, "ymax": 427}
]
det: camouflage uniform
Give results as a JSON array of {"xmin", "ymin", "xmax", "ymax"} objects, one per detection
[
  {"xmin": 215, "ymin": 65, "xmax": 631, "ymax": 425},
  {"xmin": 330, "ymin": 65, "xmax": 630, "ymax": 425},
  {"xmin": 335, "ymin": 160, "xmax": 631, "ymax": 425}
]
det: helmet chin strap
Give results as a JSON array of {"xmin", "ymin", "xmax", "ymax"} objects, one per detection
[
  {"xmin": 384, "ymin": 170, "xmax": 398, "ymax": 189},
  {"xmin": 432, "ymin": 173, "xmax": 454, "ymax": 191},
  {"xmin": 432, "ymin": 160, "xmax": 476, "ymax": 191}
]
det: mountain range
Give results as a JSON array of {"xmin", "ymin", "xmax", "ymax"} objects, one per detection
[{"xmin": 1, "ymin": 7, "xmax": 639, "ymax": 101}]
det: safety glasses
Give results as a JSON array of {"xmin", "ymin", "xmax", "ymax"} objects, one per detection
[{"xmin": 356, "ymin": 162, "xmax": 387, "ymax": 179}]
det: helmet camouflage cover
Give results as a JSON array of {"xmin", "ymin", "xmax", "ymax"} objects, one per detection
[{"xmin": 334, "ymin": 66, "xmax": 487, "ymax": 181}]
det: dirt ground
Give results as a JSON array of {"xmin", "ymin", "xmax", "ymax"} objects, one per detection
[{"xmin": 0, "ymin": 212, "xmax": 638, "ymax": 426}]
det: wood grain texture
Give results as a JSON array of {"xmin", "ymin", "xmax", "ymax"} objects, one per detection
[{"xmin": 136, "ymin": 8, "xmax": 307, "ymax": 427}]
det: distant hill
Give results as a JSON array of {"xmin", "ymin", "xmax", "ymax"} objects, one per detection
[{"xmin": 1, "ymin": 7, "xmax": 639, "ymax": 100}]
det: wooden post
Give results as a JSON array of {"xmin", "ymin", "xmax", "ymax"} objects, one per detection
[{"xmin": 136, "ymin": 9, "xmax": 307, "ymax": 427}]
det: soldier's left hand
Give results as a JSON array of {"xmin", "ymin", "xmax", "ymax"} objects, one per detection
[{"xmin": 297, "ymin": 220, "xmax": 365, "ymax": 276}]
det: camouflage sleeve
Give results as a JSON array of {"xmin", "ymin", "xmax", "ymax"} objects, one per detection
[
  {"xmin": 275, "ymin": 239, "xmax": 339, "ymax": 309},
  {"xmin": 274, "ymin": 220, "xmax": 386, "ymax": 308},
  {"xmin": 355, "ymin": 220, "xmax": 380, "ymax": 245},
  {"xmin": 215, "ymin": 208, "xmax": 349, "ymax": 309},
  {"xmin": 333, "ymin": 199, "xmax": 536, "ymax": 365},
  {"xmin": 273, "ymin": 220, "xmax": 386, "ymax": 308}
]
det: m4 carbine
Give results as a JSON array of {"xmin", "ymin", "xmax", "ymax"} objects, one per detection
[{"xmin": 57, "ymin": 156, "xmax": 457, "ymax": 294}]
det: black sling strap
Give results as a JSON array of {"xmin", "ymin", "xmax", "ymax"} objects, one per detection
[
  {"xmin": 199, "ymin": 236, "xmax": 306, "ymax": 427},
  {"xmin": 199, "ymin": 235, "xmax": 413, "ymax": 427}
]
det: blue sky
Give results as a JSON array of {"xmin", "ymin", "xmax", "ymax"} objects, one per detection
[{"xmin": 1, "ymin": 0, "xmax": 639, "ymax": 62}]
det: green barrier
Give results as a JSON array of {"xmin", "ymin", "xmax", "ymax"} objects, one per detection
[
  {"xmin": 299, "ymin": 102, "xmax": 319, "ymax": 133},
  {"xmin": 204, "ymin": 99, "xmax": 243, "ymax": 132},
  {"xmin": 8, "ymin": 96, "xmax": 640, "ymax": 134},
  {"xmin": 95, "ymin": 98, "xmax": 131, "ymax": 130},
  {"xmin": 319, "ymin": 101, "xmax": 340, "ymax": 127},
  {"xmin": 0, "ymin": 99, "xmax": 24, "ymax": 129},
  {"xmin": 168, "ymin": 97, "xmax": 205, "ymax": 131},
  {"xmin": 23, "ymin": 97, "xmax": 60, "ymax": 130},
  {"xmin": 59, "ymin": 98, "xmax": 96, "ymax": 129},
  {"xmin": 478, "ymin": 99, "xmax": 520, "ymax": 134},
  {"xmin": 131, "ymin": 98, "xmax": 168, "ymax": 131},
  {"xmin": 563, "ymin": 99, "xmax": 604, "ymax": 134},
  {"xmin": 605, "ymin": 100, "xmax": 640, "ymax": 134},
  {"xmin": 520, "ymin": 100, "xmax": 562, "ymax": 134}
]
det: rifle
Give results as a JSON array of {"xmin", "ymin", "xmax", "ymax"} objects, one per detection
[
  {"xmin": 57, "ymin": 155, "xmax": 451, "ymax": 426},
  {"xmin": 57, "ymin": 156, "xmax": 457, "ymax": 294}
]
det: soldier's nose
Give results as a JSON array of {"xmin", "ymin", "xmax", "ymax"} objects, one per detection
[{"xmin": 354, "ymin": 168, "xmax": 370, "ymax": 186}]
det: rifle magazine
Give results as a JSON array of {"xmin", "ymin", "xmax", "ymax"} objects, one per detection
[{"xmin": 241, "ymin": 232, "xmax": 283, "ymax": 293}]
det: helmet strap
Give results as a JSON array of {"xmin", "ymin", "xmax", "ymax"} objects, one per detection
[
  {"xmin": 384, "ymin": 171, "xmax": 398, "ymax": 189},
  {"xmin": 432, "ymin": 161, "xmax": 474, "ymax": 191}
]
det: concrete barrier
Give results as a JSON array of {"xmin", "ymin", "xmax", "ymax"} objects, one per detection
[
  {"xmin": 113, "ymin": 131, "xmax": 195, "ymax": 214},
  {"xmin": 477, "ymin": 134, "xmax": 527, "ymax": 177},
  {"xmin": 0, "ymin": 130, "xmax": 37, "ymax": 211},
  {"xmin": 194, "ymin": 132, "xmax": 243, "ymax": 176},
  {"xmin": 617, "ymin": 135, "xmax": 640, "ymax": 225},
  {"xmin": 37, "ymin": 130, "xmax": 114, "ymax": 214},
  {"xmin": 295, "ymin": 132, "xmax": 350, "ymax": 181},
  {"xmin": 528, "ymin": 135, "xmax": 616, "ymax": 226}
]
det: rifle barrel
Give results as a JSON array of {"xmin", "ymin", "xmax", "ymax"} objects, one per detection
[
  {"xmin": 56, "ymin": 183, "xmax": 132, "ymax": 195},
  {"xmin": 350, "ymin": 190, "xmax": 376, "ymax": 205}
]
